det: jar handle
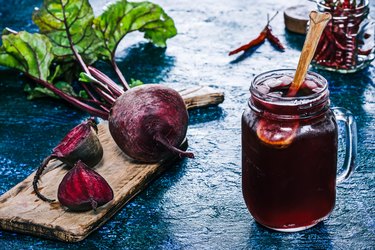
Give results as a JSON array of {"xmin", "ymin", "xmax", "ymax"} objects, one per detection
[{"xmin": 332, "ymin": 107, "xmax": 357, "ymax": 184}]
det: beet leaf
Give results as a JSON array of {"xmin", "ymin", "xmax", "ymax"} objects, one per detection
[
  {"xmin": 32, "ymin": 0, "xmax": 101, "ymax": 66},
  {"xmin": 94, "ymin": 0, "xmax": 177, "ymax": 57},
  {"xmin": 0, "ymin": 31, "xmax": 108, "ymax": 118},
  {"xmin": 93, "ymin": 0, "xmax": 177, "ymax": 89},
  {"xmin": 0, "ymin": 30, "xmax": 54, "ymax": 81}
]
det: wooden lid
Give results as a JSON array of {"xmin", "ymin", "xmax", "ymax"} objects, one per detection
[{"xmin": 284, "ymin": 4, "xmax": 315, "ymax": 35}]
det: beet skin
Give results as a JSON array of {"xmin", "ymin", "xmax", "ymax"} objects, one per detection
[{"xmin": 108, "ymin": 84, "xmax": 194, "ymax": 163}]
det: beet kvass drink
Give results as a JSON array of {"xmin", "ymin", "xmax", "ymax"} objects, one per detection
[{"xmin": 241, "ymin": 69, "xmax": 356, "ymax": 232}]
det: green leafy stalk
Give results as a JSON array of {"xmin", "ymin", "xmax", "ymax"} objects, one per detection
[
  {"xmin": 0, "ymin": 0, "xmax": 177, "ymax": 118},
  {"xmin": 93, "ymin": 0, "xmax": 177, "ymax": 89},
  {"xmin": 30, "ymin": 75, "xmax": 109, "ymax": 119},
  {"xmin": 0, "ymin": 31, "xmax": 108, "ymax": 119}
]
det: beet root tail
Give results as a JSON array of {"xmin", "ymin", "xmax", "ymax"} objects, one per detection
[
  {"xmin": 33, "ymin": 155, "xmax": 56, "ymax": 202},
  {"xmin": 154, "ymin": 136, "xmax": 195, "ymax": 159}
]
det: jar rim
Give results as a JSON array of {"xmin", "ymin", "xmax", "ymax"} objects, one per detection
[
  {"xmin": 250, "ymin": 68, "xmax": 328, "ymax": 104},
  {"xmin": 316, "ymin": 0, "xmax": 369, "ymax": 12}
]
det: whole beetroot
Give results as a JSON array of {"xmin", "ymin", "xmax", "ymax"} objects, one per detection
[{"xmin": 108, "ymin": 84, "xmax": 194, "ymax": 163}]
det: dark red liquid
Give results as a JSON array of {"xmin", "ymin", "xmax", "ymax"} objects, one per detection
[{"xmin": 242, "ymin": 83, "xmax": 338, "ymax": 230}]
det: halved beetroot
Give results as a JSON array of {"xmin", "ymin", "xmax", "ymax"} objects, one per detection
[
  {"xmin": 58, "ymin": 160, "xmax": 113, "ymax": 211},
  {"xmin": 33, "ymin": 118, "xmax": 103, "ymax": 202}
]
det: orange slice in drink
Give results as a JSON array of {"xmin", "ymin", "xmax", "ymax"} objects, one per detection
[{"xmin": 256, "ymin": 118, "xmax": 299, "ymax": 148}]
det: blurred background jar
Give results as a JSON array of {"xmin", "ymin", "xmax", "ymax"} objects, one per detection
[{"xmin": 312, "ymin": 0, "xmax": 374, "ymax": 73}]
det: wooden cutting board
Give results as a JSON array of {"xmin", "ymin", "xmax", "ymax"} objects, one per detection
[{"xmin": 0, "ymin": 86, "xmax": 224, "ymax": 242}]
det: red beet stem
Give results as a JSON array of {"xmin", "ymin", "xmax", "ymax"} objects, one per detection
[
  {"xmin": 33, "ymin": 154, "xmax": 57, "ymax": 202},
  {"xmin": 154, "ymin": 135, "xmax": 195, "ymax": 159},
  {"xmin": 75, "ymin": 97, "xmax": 111, "ymax": 113},
  {"xmin": 71, "ymin": 45, "xmax": 90, "ymax": 75},
  {"xmin": 84, "ymin": 73, "xmax": 117, "ymax": 98},
  {"xmin": 88, "ymin": 66, "xmax": 124, "ymax": 97},
  {"xmin": 110, "ymin": 56, "xmax": 130, "ymax": 91},
  {"xmin": 91, "ymin": 84, "xmax": 116, "ymax": 106},
  {"xmin": 28, "ymin": 74, "xmax": 109, "ymax": 119},
  {"xmin": 80, "ymin": 82, "xmax": 112, "ymax": 112},
  {"xmin": 81, "ymin": 82, "xmax": 99, "ymax": 101}
]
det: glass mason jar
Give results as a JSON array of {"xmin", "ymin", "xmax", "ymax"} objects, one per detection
[
  {"xmin": 241, "ymin": 69, "xmax": 357, "ymax": 232},
  {"xmin": 311, "ymin": 0, "xmax": 375, "ymax": 73}
]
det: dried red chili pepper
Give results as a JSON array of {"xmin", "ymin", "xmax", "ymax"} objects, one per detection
[
  {"xmin": 228, "ymin": 29, "xmax": 268, "ymax": 56},
  {"xmin": 266, "ymin": 26, "xmax": 285, "ymax": 51},
  {"xmin": 228, "ymin": 12, "xmax": 285, "ymax": 56}
]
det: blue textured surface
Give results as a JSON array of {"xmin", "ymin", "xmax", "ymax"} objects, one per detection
[{"xmin": 0, "ymin": 0, "xmax": 374, "ymax": 249}]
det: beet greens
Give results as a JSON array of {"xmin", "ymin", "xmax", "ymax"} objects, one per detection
[
  {"xmin": 0, "ymin": 0, "xmax": 195, "ymax": 163},
  {"xmin": 0, "ymin": 0, "xmax": 177, "ymax": 103}
]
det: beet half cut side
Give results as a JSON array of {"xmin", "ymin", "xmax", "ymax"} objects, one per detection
[
  {"xmin": 33, "ymin": 118, "xmax": 103, "ymax": 202},
  {"xmin": 58, "ymin": 160, "xmax": 114, "ymax": 212}
]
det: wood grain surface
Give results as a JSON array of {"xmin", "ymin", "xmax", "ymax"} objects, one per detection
[{"xmin": 0, "ymin": 86, "xmax": 224, "ymax": 242}]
